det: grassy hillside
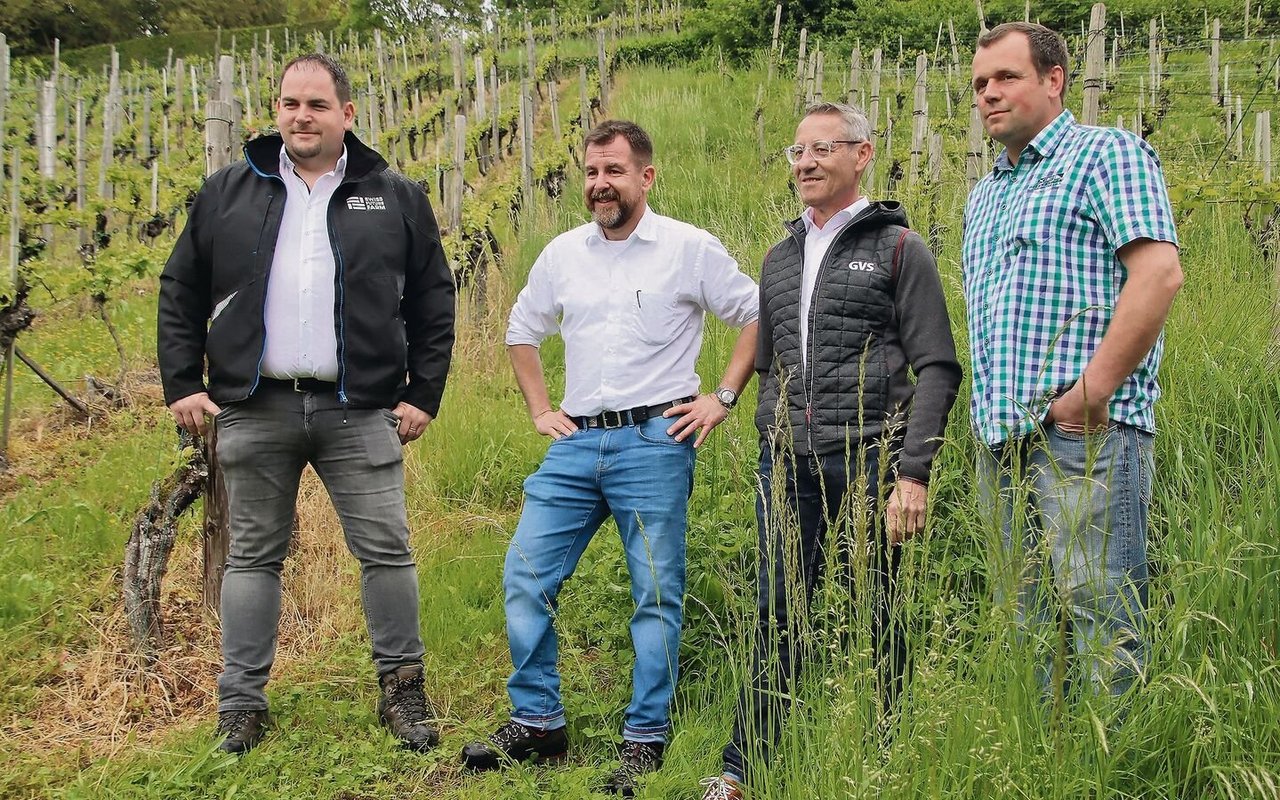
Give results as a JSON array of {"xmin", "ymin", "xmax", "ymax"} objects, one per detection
[{"xmin": 1, "ymin": 24, "xmax": 1279, "ymax": 800}]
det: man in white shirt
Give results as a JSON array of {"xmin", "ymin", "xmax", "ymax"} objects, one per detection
[
  {"xmin": 460, "ymin": 120, "xmax": 759, "ymax": 795},
  {"xmin": 158, "ymin": 54, "xmax": 455, "ymax": 755}
]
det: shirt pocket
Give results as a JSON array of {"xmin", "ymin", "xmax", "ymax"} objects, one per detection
[{"xmin": 632, "ymin": 291, "xmax": 682, "ymax": 345}]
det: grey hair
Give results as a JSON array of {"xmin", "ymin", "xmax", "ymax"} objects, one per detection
[{"xmin": 802, "ymin": 102, "xmax": 872, "ymax": 142}]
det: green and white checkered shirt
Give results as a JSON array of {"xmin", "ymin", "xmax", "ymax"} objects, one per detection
[{"xmin": 962, "ymin": 110, "xmax": 1179, "ymax": 448}]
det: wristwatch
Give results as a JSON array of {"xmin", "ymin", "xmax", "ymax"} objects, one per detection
[{"xmin": 714, "ymin": 387, "xmax": 738, "ymax": 410}]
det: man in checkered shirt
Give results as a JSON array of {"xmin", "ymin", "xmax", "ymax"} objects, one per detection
[{"xmin": 963, "ymin": 22, "xmax": 1183, "ymax": 700}]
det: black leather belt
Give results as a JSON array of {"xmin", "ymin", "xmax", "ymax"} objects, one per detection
[
  {"xmin": 259, "ymin": 376, "xmax": 337, "ymax": 393},
  {"xmin": 575, "ymin": 397, "xmax": 695, "ymax": 429}
]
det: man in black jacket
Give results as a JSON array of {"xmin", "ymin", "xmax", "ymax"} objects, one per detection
[
  {"xmin": 700, "ymin": 103, "xmax": 961, "ymax": 800},
  {"xmin": 157, "ymin": 53, "xmax": 455, "ymax": 755}
]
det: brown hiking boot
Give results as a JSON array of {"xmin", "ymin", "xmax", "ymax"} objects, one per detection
[
  {"xmin": 215, "ymin": 709, "xmax": 269, "ymax": 755},
  {"xmin": 460, "ymin": 720, "xmax": 569, "ymax": 771},
  {"xmin": 603, "ymin": 740, "xmax": 665, "ymax": 795},
  {"xmin": 377, "ymin": 664, "xmax": 440, "ymax": 752},
  {"xmin": 698, "ymin": 775, "xmax": 744, "ymax": 800}
]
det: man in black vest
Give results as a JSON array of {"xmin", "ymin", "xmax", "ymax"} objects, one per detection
[{"xmin": 699, "ymin": 102, "xmax": 961, "ymax": 800}]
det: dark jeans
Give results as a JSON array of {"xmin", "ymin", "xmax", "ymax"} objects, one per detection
[{"xmin": 722, "ymin": 445, "xmax": 905, "ymax": 782}]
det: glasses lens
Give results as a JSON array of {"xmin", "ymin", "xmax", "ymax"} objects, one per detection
[
  {"xmin": 784, "ymin": 145, "xmax": 803, "ymax": 164},
  {"xmin": 811, "ymin": 141, "xmax": 835, "ymax": 158}
]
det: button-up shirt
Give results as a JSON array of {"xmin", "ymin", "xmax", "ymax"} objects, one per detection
[
  {"xmin": 506, "ymin": 207, "xmax": 759, "ymax": 417},
  {"xmin": 799, "ymin": 196, "xmax": 870, "ymax": 366},
  {"xmin": 259, "ymin": 146, "xmax": 348, "ymax": 381},
  {"xmin": 962, "ymin": 110, "xmax": 1178, "ymax": 447}
]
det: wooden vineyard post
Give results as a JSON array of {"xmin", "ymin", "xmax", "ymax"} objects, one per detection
[
  {"xmin": 768, "ymin": 4, "xmax": 782, "ymax": 81},
  {"xmin": 794, "ymin": 28, "xmax": 807, "ymax": 111},
  {"xmin": 910, "ymin": 53, "xmax": 927, "ymax": 185},
  {"xmin": 451, "ymin": 114, "xmax": 465, "ymax": 234},
  {"xmin": 1210, "ymin": 19, "xmax": 1220, "ymax": 107},
  {"xmin": 1082, "ymin": 4, "xmax": 1106, "ymax": 126},
  {"xmin": 580, "ymin": 63, "xmax": 591, "ymax": 131},
  {"xmin": 76, "ymin": 97, "xmax": 88, "ymax": 249},
  {"xmin": 0, "ymin": 34, "xmax": 8, "ymax": 199},
  {"xmin": 201, "ymin": 54, "xmax": 239, "ymax": 613},
  {"xmin": 549, "ymin": 78, "xmax": 562, "ymax": 142},
  {"xmin": 967, "ymin": 84, "xmax": 984, "ymax": 189},
  {"xmin": 848, "ymin": 46, "xmax": 862, "ymax": 107},
  {"xmin": 1, "ymin": 151, "xmax": 17, "ymax": 469},
  {"xmin": 38, "ymin": 80, "xmax": 56, "ymax": 252},
  {"xmin": 597, "ymin": 29, "xmax": 609, "ymax": 111},
  {"xmin": 520, "ymin": 79, "xmax": 534, "ymax": 215}
]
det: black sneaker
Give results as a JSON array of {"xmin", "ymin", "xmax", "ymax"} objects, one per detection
[
  {"xmin": 377, "ymin": 665, "xmax": 440, "ymax": 752},
  {"xmin": 215, "ymin": 709, "xmax": 269, "ymax": 755},
  {"xmin": 460, "ymin": 720, "xmax": 569, "ymax": 771},
  {"xmin": 603, "ymin": 740, "xmax": 666, "ymax": 796}
]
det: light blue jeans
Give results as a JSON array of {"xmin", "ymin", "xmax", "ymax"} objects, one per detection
[
  {"xmin": 979, "ymin": 421, "xmax": 1154, "ymax": 698},
  {"xmin": 213, "ymin": 384, "xmax": 424, "ymax": 711},
  {"xmin": 503, "ymin": 416, "xmax": 695, "ymax": 743}
]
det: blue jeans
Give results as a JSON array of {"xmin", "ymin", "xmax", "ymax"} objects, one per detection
[
  {"xmin": 213, "ymin": 384, "xmax": 424, "ymax": 711},
  {"xmin": 978, "ymin": 422, "xmax": 1154, "ymax": 698},
  {"xmin": 503, "ymin": 416, "xmax": 695, "ymax": 744},
  {"xmin": 722, "ymin": 444, "xmax": 904, "ymax": 782}
]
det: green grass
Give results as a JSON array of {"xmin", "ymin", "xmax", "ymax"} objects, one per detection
[{"xmin": 2, "ymin": 35, "xmax": 1279, "ymax": 800}]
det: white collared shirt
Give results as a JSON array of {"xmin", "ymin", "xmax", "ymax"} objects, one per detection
[
  {"xmin": 506, "ymin": 207, "xmax": 759, "ymax": 417},
  {"xmin": 799, "ymin": 196, "xmax": 870, "ymax": 366},
  {"xmin": 259, "ymin": 146, "xmax": 348, "ymax": 381}
]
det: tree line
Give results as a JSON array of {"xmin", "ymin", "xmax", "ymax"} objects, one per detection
[{"xmin": 1, "ymin": 0, "xmax": 333, "ymax": 57}]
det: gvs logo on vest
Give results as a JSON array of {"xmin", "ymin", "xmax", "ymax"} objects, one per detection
[{"xmin": 847, "ymin": 260, "xmax": 876, "ymax": 272}]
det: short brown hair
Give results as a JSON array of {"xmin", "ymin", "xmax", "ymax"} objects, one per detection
[
  {"xmin": 978, "ymin": 22, "xmax": 1071, "ymax": 93},
  {"xmin": 584, "ymin": 120, "xmax": 654, "ymax": 166},
  {"xmin": 279, "ymin": 53, "xmax": 352, "ymax": 105}
]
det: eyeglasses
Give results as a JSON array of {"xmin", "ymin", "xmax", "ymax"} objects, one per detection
[{"xmin": 783, "ymin": 139, "xmax": 864, "ymax": 165}]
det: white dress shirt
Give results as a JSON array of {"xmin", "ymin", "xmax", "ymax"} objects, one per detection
[
  {"xmin": 506, "ymin": 207, "xmax": 759, "ymax": 417},
  {"xmin": 799, "ymin": 196, "xmax": 870, "ymax": 366},
  {"xmin": 259, "ymin": 146, "xmax": 348, "ymax": 381}
]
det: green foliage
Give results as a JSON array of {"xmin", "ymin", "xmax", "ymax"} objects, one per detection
[
  {"xmin": 613, "ymin": 31, "xmax": 707, "ymax": 67},
  {"xmin": 35, "ymin": 20, "xmax": 342, "ymax": 73}
]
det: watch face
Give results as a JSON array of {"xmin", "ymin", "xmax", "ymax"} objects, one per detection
[{"xmin": 716, "ymin": 388, "xmax": 737, "ymax": 407}]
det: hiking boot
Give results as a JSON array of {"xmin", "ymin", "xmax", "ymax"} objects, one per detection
[
  {"xmin": 698, "ymin": 775, "xmax": 744, "ymax": 800},
  {"xmin": 215, "ymin": 709, "xmax": 269, "ymax": 755},
  {"xmin": 603, "ymin": 740, "xmax": 665, "ymax": 796},
  {"xmin": 460, "ymin": 720, "xmax": 569, "ymax": 771},
  {"xmin": 377, "ymin": 664, "xmax": 440, "ymax": 752}
]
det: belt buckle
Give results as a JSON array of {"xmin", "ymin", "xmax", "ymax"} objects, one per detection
[
  {"xmin": 601, "ymin": 409, "xmax": 624, "ymax": 429},
  {"xmin": 291, "ymin": 378, "xmax": 306, "ymax": 393}
]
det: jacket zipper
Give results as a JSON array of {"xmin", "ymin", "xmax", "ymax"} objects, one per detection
[
  {"xmin": 243, "ymin": 150, "xmax": 284, "ymax": 399},
  {"xmin": 799, "ymin": 214, "xmax": 865, "ymax": 452},
  {"xmin": 328, "ymin": 213, "xmax": 349, "ymax": 421}
]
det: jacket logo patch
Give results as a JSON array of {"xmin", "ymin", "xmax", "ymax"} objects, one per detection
[
  {"xmin": 346, "ymin": 196, "xmax": 386, "ymax": 211},
  {"xmin": 847, "ymin": 260, "xmax": 877, "ymax": 272}
]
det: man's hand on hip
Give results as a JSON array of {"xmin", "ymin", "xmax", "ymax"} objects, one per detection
[
  {"xmin": 885, "ymin": 479, "xmax": 928, "ymax": 545},
  {"xmin": 1046, "ymin": 378, "xmax": 1111, "ymax": 434},
  {"xmin": 533, "ymin": 408, "xmax": 579, "ymax": 440},
  {"xmin": 664, "ymin": 394, "xmax": 729, "ymax": 448},
  {"xmin": 392, "ymin": 402, "xmax": 433, "ymax": 444},
  {"xmin": 169, "ymin": 392, "xmax": 222, "ymax": 436}
]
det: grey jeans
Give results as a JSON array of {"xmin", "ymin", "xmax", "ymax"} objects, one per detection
[{"xmin": 213, "ymin": 383, "xmax": 425, "ymax": 711}]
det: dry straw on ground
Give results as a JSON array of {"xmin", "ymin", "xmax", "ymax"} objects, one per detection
[{"xmin": 2, "ymin": 467, "xmax": 367, "ymax": 759}]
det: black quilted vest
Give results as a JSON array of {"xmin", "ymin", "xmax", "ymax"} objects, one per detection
[{"xmin": 755, "ymin": 202, "xmax": 910, "ymax": 456}]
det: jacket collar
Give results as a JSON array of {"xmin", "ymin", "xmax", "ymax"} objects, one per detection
[
  {"xmin": 244, "ymin": 130, "xmax": 387, "ymax": 183},
  {"xmin": 784, "ymin": 200, "xmax": 908, "ymax": 238}
]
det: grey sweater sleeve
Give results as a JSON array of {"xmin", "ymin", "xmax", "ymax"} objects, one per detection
[{"xmin": 893, "ymin": 232, "xmax": 962, "ymax": 484}]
